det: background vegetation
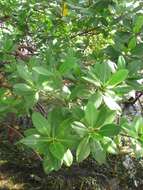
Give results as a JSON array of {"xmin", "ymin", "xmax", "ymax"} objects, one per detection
[{"xmin": 0, "ymin": 0, "xmax": 143, "ymax": 189}]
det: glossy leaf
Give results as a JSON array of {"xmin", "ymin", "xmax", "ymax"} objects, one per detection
[
  {"xmin": 117, "ymin": 56, "xmax": 126, "ymax": 69},
  {"xmin": 95, "ymin": 106, "xmax": 116, "ymax": 127},
  {"xmin": 43, "ymin": 155, "xmax": 62, "ymax": 174},
  {"xmin": 20, "ymin": 134, "xmax": 41, "ymax": 148},
  {"xmin": 85, "ymin": 102, "xmax": 99, "ymax": 127},
  {"xmin": 128, "ymin": 37, "xmax": 136, "ymax": 50},
  {"xmin": 133, "ymin": 15, "xmax": 143, "ymax": 33},
  {"xmin": 106, "ymin": 69, "xmax": 128, "ymax": 87},
  {"xmin": 59, "ymin": 52, "xmax": 77, "ymax": 75},
  {"xmin": 90, "ymin": 140, "xmax": 106, "ymax": 164},
  {"xmin": 49, "ymin": 142, "xmax": 66, "ymax": 160},
  {"xmin": 72, "ymin": 121, "xmax": 88, "ymax": 137},
  {"xmin": 63, "ymin": 149, "xmax": 73, "ymax": 167},
  {"xmin": 32, "ymin": 66, "xmax": 52, "ymax": 76},
  {"xmin": 76, "ymin": 136, "xmax": 90, "ymax": 162},
  {"xmin": 88, "ymin": 92, "xmax": 102, "ymax": 109},
  {"xmin": 99, "ymin": 124, "xmax": 120, "ymax": 137},
  {"xmin": 103, "ymin": 95, "xmax": 121, "ymax": 111},
  {"xmin": 32, "ymin": 112, "xmax": 51, "ymax": 136},
  {"xmin": 102, "ymin": 137, "xmax": 118, "ymax": 154},
  {"xmin": 93, "ymin": 62, "xmax": 112, "ymax": 84},
  {"xmin": 17, "ymin": 65, "xmax": 32, "ymax": 82},
  {"xmin": 14, "ymin": 83, "xmax": 33, "ymax": 92}
]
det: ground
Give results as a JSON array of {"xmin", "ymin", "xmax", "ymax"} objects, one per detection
[{"xmin": 1, "ymin": 134, "xmax": 143, "ymax": 190}]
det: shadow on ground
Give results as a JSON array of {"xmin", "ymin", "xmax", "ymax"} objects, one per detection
[{"xmin": 1, "ymin": 134, "xmax": 143, "ymax": 190}]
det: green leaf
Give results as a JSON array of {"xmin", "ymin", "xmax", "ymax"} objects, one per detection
[
  {"xmin": 20, "ymin": 134, "xmax": 51, "ymax": 153},
  {"xmin": 128, "ymin": 37, "xmax": 136, "ymax": 50},
  {"xmin": 121, "ymin": 123, "xmax": 138, "ymax": 139},
  {"xmin": 95, "ymin": 106, "xmax": 116, "ymax": 127},
  {"xmin": 32, "ymin": 112, "xmax": 51, "ymax": 136},
  {"xmin": 87, "ymin": 70, "xmax": 102, "ymax": 86},
  {"xmin": 117, "ymin": 56, "xmax": 126, "ymax": 69},
  {"xmin": 17, "ymin": 65, "xmax": 32, "ymax": 82},
  {"xmin": 127, "ymin": 80, "xmax": 143, "ymax": 91},
  {"xmin": 131, "ymin": 43, "xmax": 143, "ymax": 57},
  {"xmin": 76, "ymin": 136, "xmax": 90, "ymax": 162},
  {"xmin": 24, "ymin": 128, "xmax": 38, "ymax": 136},
  {"xmin": 106, "ymin": 69, "xmax": 128, "ymax": 87},
  {"xmin": 48, "ymin": 107, "xmax": 65, "ymax": 136},
  {"xmin": 43, "ymin": 157, "xmax": 55, "ymax": 173},
  {"xmin": 88, "ymin": 92, "xmax": 102, "ymax": 109},
  {"xmin": 24, "ymin": 93, "xmax": 39, "ymax": 109},
  {"xmin": 94, "ymin": 62, "xmax": 112, "ymax": 84},
  {"xmin": 14, "ymin": 83, "xmax": 33, "ymax": 93},
  {"xmin": 20, "ymin": 134, "xmax": 41, "ymax": 148},
  {"xmin": 32, "ymin": 66, "xmax": 52, "ymax": 76},
  {"xmin": 59, "ymin": 51, "xmax": 77, "ymax": 75},
  {"xmin": 85, "ymin": 102, "xmax": 99, "ymax": 127},
  {"xmin": 70, "ymin": 84, "xmax": 89, "ymax": 99},
  {"xmin": 127, "ymin": 61, "xmax": 143, "ymax": 76},
  {"xmin": 72, "ymin": 121, "xmax": 88, "ymax": 137},
  {"xmin": 63, "ymin": 149, "xmax": 73, "ymax": 167},
  {"xmin": 102, "ymin": 137, "xmax": 118, "ymax": 154},
  {"xmin": 49, "ymin": 142, "xmax": 66, "ymax": 160},
  {"xmin": 56, "ymin": 119, "xmax": 72, "ymax": 138},
  {"xmin": 62, "ymin": 135, "xmax": 79, "ymax": 149},
  {"xmin": 82, "ymin": 76, "xmax": 101, "ymax": 87},
  {"xmin": 71, "ymin": 106, "xmax": 84, "ymax": 120},
  {"xmin": 132, "ymin": 140, "xmax": 143, "ymax": 158},
  {"xmin": 107, "ymin": 60, "xmax": 117, "ymax": 73},
  {"xmin": 90, "ymin": 132, "xmax": 103, "ymax": 141},
  {"xmin": 132, "ymin": 116, "xmax": 143, "ymax": 134},
  {"xmin": 114, "ymin": 85, "xmax": 133, "ymax": 95},
  {"xmin": 43, "ymin": 155, "xmax": 62, "ymax": 174},
  {"xmin": 103, "ymin": 95, "xmax": 121, "ymax": 111},
  {"xmin": 99, "ymin": 124, "xmax": 120, "ymax": 137},
  {"xmin": 133, "ymin": 15, "xmax": 143, "ymax": 33},
  {"xmin": 3, "ymin": 38, "xmax": 14, "ymax": 52},
  {"xmin": 90, "ymin": 140, "xmax": 106, "ymax": 164}
]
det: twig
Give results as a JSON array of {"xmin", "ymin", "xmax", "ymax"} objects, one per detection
[
  {"xmin": 124, "ymin": 92, "xmax": 143, "ymax": 105},
  {"xmin": 0, "ymin": 15, "xmax": 10, "ymax": 22},
  {"xmin": 133, "ymin": 92, "xmax": 143, "ymax": 104},
  {"xmin": 0, "ymin": 26, "xmax": 12, "ymax": 32},
  {"xmin": 36, "ymin": 103, "xmax": 47, "ymax": 117},
  {"xmin": 120, "ymin": 133, "xmax": 140, "ymax": 141},
  {"xmin": 6, "ymin": 125, "xmax": 43, "ymax": 161},
  {"xmin": 0, "ymin": 83, "xmax": 12, "ymax": 89},
  {"xmin": 138, "ymin": 98, "xmax": 143, "ymax": 116},
  {"xmin": 7, "ymin": 125, "xmax": 24, "ymax": 138},
  {"xmin": 70, "ymin": 27, "xmax": 99, "ymax": 39}
]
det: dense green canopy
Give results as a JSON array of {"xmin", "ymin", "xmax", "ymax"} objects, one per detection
[{"xmin": 0, "ymin": 0, "xmax": 143, "ymax": 173}]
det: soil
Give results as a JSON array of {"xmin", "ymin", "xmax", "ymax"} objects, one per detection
[{"xmin": 1, "ymin": 131, "xmax": 143, "ymax": 190}]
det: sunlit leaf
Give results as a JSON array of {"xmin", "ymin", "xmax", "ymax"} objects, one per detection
[
  {"xmin": 32, "ymin": 112, "xmax": 51, "ymax": 136},
  {"xmin": 76, "ymin": 136, "xmax": 90, "ymax": 162}
]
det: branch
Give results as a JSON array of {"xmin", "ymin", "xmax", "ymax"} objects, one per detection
[
  {"xmin": 120, "ymin": 133, "xmax": 140, "ymax": 141},
  {"xmin": 36, "ymin": 103, "xmax": 47, "ymax": 117},
  {"xmin": 0, "ymin": 83, "xmax": 12, "ymax": 89},
  {"xmin": 123, "ymin": 92, "xmax": 143, "ymax": 106},
  {"xmin": 0, "ymin": 15, "xmax": 10, "ymax": 22},
  {"xmin": 70, "ymin": 27, "xmax": 99, "ymax": 39}
]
